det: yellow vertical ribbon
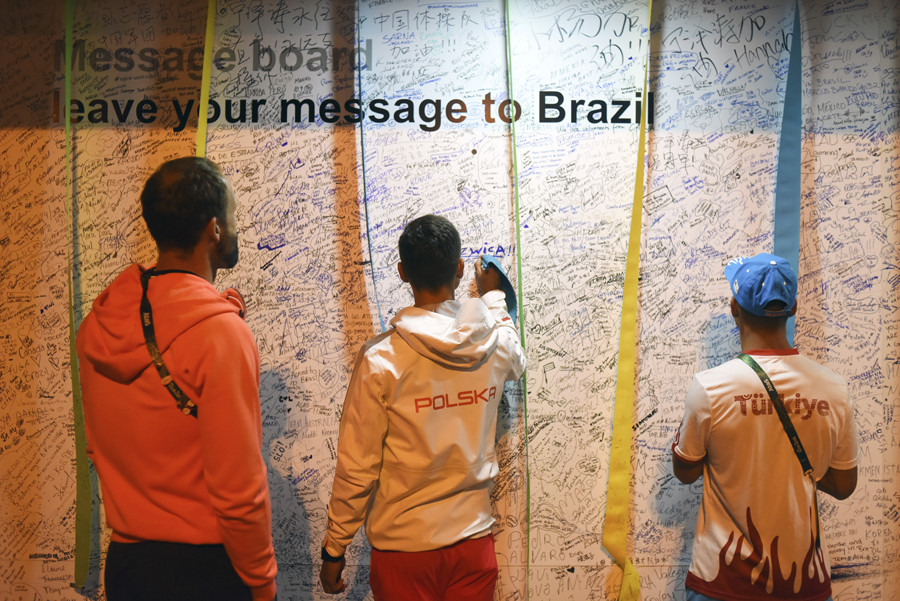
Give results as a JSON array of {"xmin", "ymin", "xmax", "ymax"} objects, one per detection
[
  {"xmin": 64, "ymin": 0, "xmax": 92, "ymax": 590},
  {"xmin": 601, "ymin": 2, "xmax": 652, "ymax": 599},
  {"xmin": 195, "ymin": 0, "xmax": 217, "ymax": 156}
]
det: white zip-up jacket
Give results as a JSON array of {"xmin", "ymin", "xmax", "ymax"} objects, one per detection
[{"xmin": 324, "ymin": 290, "xmax": 526, "ymax": 555}]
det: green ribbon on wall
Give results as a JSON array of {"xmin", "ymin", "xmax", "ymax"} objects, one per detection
[
  {"xmin": 65, "ymin": 0, "xmax": 92, "ymax": 590},
  {"xmin": 601, "ymin": 2, "xmax": 652, "ymax": 599},
  {"xmin": 504, "ymin": 2, "xmax": 532, "ymax": 596},
  {"xmin": 195, "ymin": 0, "xmax": 217, "ymax": 156}
]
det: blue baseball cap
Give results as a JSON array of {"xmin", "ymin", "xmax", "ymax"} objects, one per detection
[{"xmin": 724, "ymin": 253, "xmax": 797, "ymax": 317}]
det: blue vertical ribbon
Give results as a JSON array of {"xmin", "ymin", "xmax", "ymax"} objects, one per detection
[{"xmin": 773, "ymin": 0, "xmax": 802, "ymax": 343}]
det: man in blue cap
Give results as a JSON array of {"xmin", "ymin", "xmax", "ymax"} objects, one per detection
[{"xmin": 672, "ymin": 253, "xmax": 859, "ymax": 601}]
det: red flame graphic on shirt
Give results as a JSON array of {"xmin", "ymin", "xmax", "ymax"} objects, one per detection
[{"xmin": 688, "ymin": 507, "xmax": 831, "ymax": 599}]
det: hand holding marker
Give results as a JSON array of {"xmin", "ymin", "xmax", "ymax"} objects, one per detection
[{"xmin": 479, "ymin": 255, "xmax": 518, "ymax": 322}]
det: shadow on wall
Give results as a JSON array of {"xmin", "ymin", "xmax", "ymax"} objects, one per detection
[
  {"xmin": 332, "ymin": 0, "xmax": 381, "ymax": 357},
  {"xmin": 646, "ymin": 312, "xmax": 740, "ymax": 600},
  {"xmin": 699, "ymin": 313, "xmax": 740, "ymax": 371},
  {"xmin": 260, "ymin": 368, "xmax": 373, "ymax": 601}
]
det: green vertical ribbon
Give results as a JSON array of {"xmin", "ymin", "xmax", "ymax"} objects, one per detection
[
  {"xmin": 65, "ymin": 0, "xmax": 92, "ymax": 590},
  {"xmin": 195, "ymin": 0, "xmax": 217, "ymax": 156},
  {"xmin": 503, "ymin": 2, "xmax": 531, "ymax": 598},
  {"xmin": 601, "ymin": 2, "xmax": 652, "ymax": 599}
]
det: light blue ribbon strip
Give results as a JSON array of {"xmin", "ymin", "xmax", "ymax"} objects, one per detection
[{"xmin": 773, "ymin": 0, "xmax": 802, "ymax": 344}]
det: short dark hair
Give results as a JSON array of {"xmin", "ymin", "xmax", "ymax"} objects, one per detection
[
  {"xmin": 141, "ymin": 157, "xmax": 229, "ymax": 252},
  {"xmin": 398, "ymin": 215, "xmax": 461, "ymax": 291},
  {"xmin": 739, "ymin": 300, "xmax": 792, "ymax": 330}
]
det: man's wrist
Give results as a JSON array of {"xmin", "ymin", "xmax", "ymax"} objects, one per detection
[
  {"xmin": 321, "ymin": 546, "xmax": 344, "ymax": 563},
  {"xmin": 480, "ymin": 289, "xmax": 506, "ymax": 304}
]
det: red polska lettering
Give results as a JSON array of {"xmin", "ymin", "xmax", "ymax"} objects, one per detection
[{"xmin": 414, "ymin": 387, "xmax": 497, "ymax": 413}]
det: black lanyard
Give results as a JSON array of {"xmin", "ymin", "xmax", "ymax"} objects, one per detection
[
  {"xmin": 140, "ymin": 268, "xmax": 198, "ymax": 418},
  {"xmin": 739, "ymin": 352, "xmax": 819, "ymax": 546}
]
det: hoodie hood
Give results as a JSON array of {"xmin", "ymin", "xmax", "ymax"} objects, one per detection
[
  {"xmin": 390, "ymin": 298, "xmax": 499, "ymax": 369},
  {"xmin": 77, "ymin": 264, "xmax": 242, "ymax": 383}
]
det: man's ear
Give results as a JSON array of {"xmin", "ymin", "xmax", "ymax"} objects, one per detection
[
  {"xmin": 730, "ymin": 297, "xmax": 740, "ymax": 317},
  {"xmin": 206, "ymin": 216, "xmax": 221, "ymax": 242},
  {"xmin": 789, "ymin": 302, "xmax": 798, "ymax": 317},
  {"xmin": 397, "ymin": 262, "xmax": 408, "ymax": 283},
  {"xmin": 450, "ymin": 257, "xmax": 464, "ymax": 291}
]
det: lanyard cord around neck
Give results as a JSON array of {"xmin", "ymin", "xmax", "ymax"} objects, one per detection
[
  {"xmin": 739, "ymin": 353, "xmax": 820, "ymax": 546},
  {"xmin": 140, "ymin": 268, "xmax": 198, "ymax": 417}
]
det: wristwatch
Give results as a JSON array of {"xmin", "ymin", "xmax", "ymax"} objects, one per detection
[{"xmin": 321, "ymin": 546, "xmax": 344, "ymax": 563}]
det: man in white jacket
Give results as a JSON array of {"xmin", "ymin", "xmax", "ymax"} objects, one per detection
[{"xmin": 319, "ymin": 214, "xmax": 526, "ymax": 600}]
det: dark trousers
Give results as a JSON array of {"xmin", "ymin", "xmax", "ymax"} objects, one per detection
[{"xmin": 105, "ymin": 540, "xmax": 252, "ymax": 601}]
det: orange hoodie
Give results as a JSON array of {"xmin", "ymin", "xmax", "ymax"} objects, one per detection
[{"xmin": 76, "ymin": 264, "xmax": 277, "ymax": 601}]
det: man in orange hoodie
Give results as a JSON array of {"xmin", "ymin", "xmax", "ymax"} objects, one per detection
[{"xmin": 76, "ymin": 157, "xmax": 277, "ymax": 601}]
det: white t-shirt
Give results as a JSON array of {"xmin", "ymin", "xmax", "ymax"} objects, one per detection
[{"xmin": 673, "ymin": 349, "xmax": 859, "ymax": 601}]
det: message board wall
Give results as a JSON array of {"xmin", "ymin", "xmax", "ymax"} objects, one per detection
[{"xmin": 1, "ymin": 1, "xmax": 898, "ymax": 599}]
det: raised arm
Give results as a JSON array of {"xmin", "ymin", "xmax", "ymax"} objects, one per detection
[{"xmin": 816, "ymin": 466, "xmax": 857, "ymax": 500}]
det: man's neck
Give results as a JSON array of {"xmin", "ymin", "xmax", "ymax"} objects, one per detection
[
  {"xmin": 155, "ymin": 249, "xmax": 215, "ymax": 283},
  {"xmin": 740, "ymin": 330, "xmax": 792, "ymax": 352},
  {"xmin": 411, "ymin": 286, "xmax": 455, "ymax": 308}
]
